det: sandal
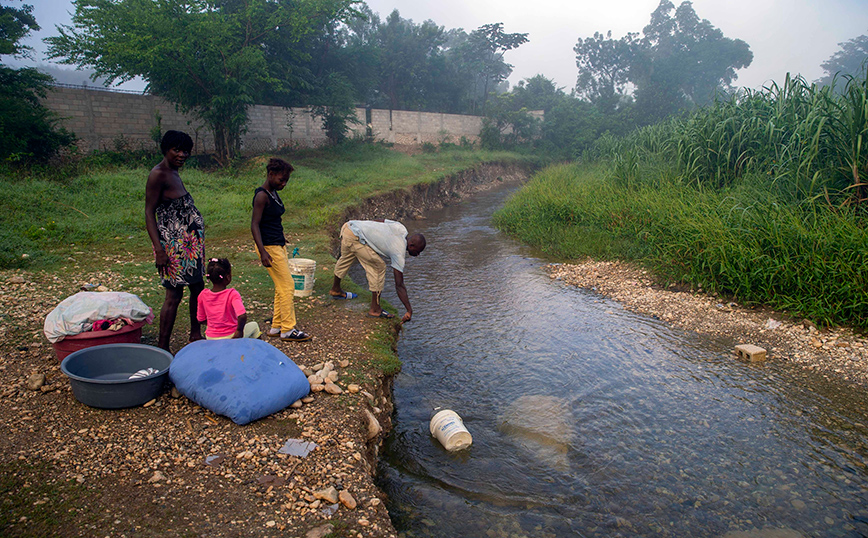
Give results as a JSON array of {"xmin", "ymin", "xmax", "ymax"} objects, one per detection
[
  {"xmin": 368, "ymin": 310, "xmax": 395, "ymax": 319},
  {"xmin": 331, "ymin": 291, "xmax": 358, "ymax": 300},
  {"xmin": 280, "ymin": 329, "xmax": 312, "ymax": 342}
]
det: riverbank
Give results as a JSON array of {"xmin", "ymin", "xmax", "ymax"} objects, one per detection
[
  {"xmin": 0, "ymin": 159, "xmax": 533, "ymax": 538},
  {"xmin": 548, "ymin": 260, "xmax": 868, "ymax": 387}
]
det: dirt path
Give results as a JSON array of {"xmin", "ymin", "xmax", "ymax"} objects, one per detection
[
  {"xmin": 1, "ymin": 258, "xmax": 400, "ymax": 538},
  {"xmin": 548, "ymin": 260, "xmax": 868, "ymax": 387}
]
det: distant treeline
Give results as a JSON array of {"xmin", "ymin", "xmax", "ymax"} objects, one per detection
[{"xmin": 6, "ymin": 0, "xmax": 868, "ymax": 165}]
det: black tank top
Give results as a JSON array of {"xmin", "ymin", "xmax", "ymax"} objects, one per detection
[{"xmin": 254, "ymin": 187, "xmax": 285, "ymax": 246}]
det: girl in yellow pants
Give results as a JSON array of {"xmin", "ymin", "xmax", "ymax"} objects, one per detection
[{"xmin": 251, "ymin": 158, "xmax": 311, "ymax": 342}]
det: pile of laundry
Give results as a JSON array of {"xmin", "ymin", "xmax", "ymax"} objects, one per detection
[
  {"xmin": 44, "ymin": 291, "xmax": 154, "ymax": 343},
  {"xmin": 91, "ymin": 318, "xmax": 136, "ymax": 332}
]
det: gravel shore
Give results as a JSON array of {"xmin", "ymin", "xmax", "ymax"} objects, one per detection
[
  {"xmin": 0, "ymin": 261, "xmax": 399, "ymax": 538},
  {"xmin": 547, "ymin": 259, "xmax": 868, "ymax": 387}
]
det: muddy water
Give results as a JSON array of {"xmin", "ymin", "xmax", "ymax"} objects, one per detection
[{"xmin": 374, "ymin": 181, "xmax": 868, "ymax": 538}]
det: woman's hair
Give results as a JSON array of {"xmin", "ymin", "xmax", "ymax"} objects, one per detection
[
  {"xmin": 206, "ymin": 257, "xmax": 231, "ymax": 284},
  {"xmin": 160, "ymin": 130, "xmax": 194, "ymax": 155},
  {"xmin": 266, "ymin": 157, "xmax": 294, "ymax": 176}
]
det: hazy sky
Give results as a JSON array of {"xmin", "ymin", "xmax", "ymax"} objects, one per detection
[{"xmin": 13, "ymin": 0, "xmax": 868, "ymax": 93}]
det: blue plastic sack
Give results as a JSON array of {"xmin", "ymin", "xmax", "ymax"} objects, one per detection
[{"xmin": 170, "ymin": 339, "xmax": 309, "ymax": 425}]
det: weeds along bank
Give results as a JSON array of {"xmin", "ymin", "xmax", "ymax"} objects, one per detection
[{"xmin": 495, "ymin": 74, "xmax": 868, "ymax": 329}]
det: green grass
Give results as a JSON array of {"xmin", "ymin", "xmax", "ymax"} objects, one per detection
[
  {"xmin": 0, "ymin": 142, "xmax": 529, "ymax": 270},
  {"xmin": 365, "ymin": 322, "xmax": 403, "ymax": 376},
  {"xmin": 494, "ymin": 73, "xmax": 868, "ymax": 329},
  {"xmin": 495, "ymin": 162, "xmax": 868, "ymax": 328},
  {"xmin": 0, "ymin": 462, "xmax": 90, "ymax": 537}
]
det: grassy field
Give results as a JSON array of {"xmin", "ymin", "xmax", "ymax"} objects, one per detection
[
  {"xmin": 494, "ymin": 162, "xmax": 868, "ymax": 329},
  {"xmin": 0, "ymin": 142, "xmax": 527, "ymax": 270},
  {"xmin": 495, "ymin": 74, "xmax": 868, "ymax": 329},
  {"xmin": 0, "ymin": 142, "xmax": 531, "ymax": 354}
]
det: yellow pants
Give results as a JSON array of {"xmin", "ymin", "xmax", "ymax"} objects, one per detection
[
  {"xmin": 262, "ymin": 244, "xmax": 297, "ymax": 332},
  {"xmin": 206, "ymin": 321, "xmax": 262, "ymax": 340},
  {"xmin": 333, "ymin": 222, "xmax": 387, "ymax": 292}
]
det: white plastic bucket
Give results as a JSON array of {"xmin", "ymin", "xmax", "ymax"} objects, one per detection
[
  {"xmin": 287, "ymin": 258, "xmax": 316, "ymax": 297},
  {"xmin": 429, "ymin": 409, "xmax": 472, "ymax": 451}
]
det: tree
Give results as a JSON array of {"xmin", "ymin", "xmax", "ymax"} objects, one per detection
[
  {"xmin": 47, "ymin": 0, "xmax": 358, "ymax": 163},
  {"xmin": 632, "ymin": 0, "xmax": 752, "ymax": 122},
  {"xmin": 458, "ymin": 23, "xmax": 528, "ymax": 114},
  {"xmin": 817, "ymin": 34, "xmax": 868, "ymax": 88},
  {"xmin": 371, "ymin": 10, "xmax": 447, "ymax": 110},
  {"xmin": 0, "ymin": 1, "xmax": 74, "ymax": 163},
  {"xmin": 573, "ymin": 1, "xmax": 752, "ymax": 125},
  {"xmin": 574, "ymin": 31, "xmax": 637, "ymax": 114},
  {"xmin": 509, "ymin": 74, "xmax": 566, "ymax": 113},
  {"xmin": 480, "ymin": 90, "xmax": 541, "ymax": 149},
  {"xmin": 479, "ymin": 74, "xmax": 629, "ymax": 158},
  {"xmin": 309, "ymin": 72, "xmax": 361, "ymax": 144},
  {"xmin": 326, "ymin": 5, "xmax": 382, "ymax": 107}
]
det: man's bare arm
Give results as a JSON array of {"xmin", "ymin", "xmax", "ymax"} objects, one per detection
[{"xmin": 393, "ymin": 268, "xmax": 412, "ymax": 322}]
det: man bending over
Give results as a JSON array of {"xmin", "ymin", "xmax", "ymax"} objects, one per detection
[{"xmin": 330, "ymin": 219, "xmax": 426, "ymax": 323}]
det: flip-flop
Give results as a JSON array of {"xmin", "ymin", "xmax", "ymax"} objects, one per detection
[
  {"xmin": 331, "ymin": 291, "xmax": 358, "ymax": 300},
  {"xmin": 368, "ymin": 310, "xmax": 395, "ymax": 319}
]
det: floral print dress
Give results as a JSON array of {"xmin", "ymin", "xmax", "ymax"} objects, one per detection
[{"xmin": 155, "ymin": 193, "xmax": 205, "ymax": 287}]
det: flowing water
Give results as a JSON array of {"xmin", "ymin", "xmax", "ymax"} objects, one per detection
[{"xmin": 374, "ymin": 181, "xmax": 868, "ymax": 538}]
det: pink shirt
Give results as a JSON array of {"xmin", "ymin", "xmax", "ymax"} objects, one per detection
[{"xmin": 196, "ymin": 288, "xmax": 246, "ymax": 338}]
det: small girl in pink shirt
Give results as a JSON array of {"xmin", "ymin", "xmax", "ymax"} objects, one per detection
[{"xmin": 196, "ymin": 258, "xmax": 262, "ymax": 339}]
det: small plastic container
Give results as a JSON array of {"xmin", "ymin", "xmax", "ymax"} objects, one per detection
[{"xmin": 430, "ymin": 408, "xmax": 473, "ymax": 451}]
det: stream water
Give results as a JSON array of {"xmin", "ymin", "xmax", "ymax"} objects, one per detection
[{"xmin": 373, "ymin": 181, "xmax": 868, "ymax": 538}]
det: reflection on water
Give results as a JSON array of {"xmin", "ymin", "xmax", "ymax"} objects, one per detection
[
  {"xmin": 375, "ymin": 182, "xmax": 868, "ymax": 538},
  {"xmin": 498, "ymin": 395, "xmax": 574, "ymax": 474}
]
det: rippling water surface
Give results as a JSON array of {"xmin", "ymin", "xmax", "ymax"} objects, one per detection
[{"xmin": 374, "ymin": 182, "xmax": 868, "ymax": 538}]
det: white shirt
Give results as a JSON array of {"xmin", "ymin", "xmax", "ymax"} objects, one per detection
[{"xmin": 348, "ymin": 220, "xmax": 408, "ymax": 273}]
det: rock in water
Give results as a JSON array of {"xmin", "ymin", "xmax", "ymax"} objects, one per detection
[{"xmin": 497, "ymin": 395, "xmax": 574, "ymax": 472}]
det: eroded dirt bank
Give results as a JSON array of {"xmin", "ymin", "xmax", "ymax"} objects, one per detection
[{"xmin": 0, "ymin": 161, "xmax": 533, "ymax": 538}]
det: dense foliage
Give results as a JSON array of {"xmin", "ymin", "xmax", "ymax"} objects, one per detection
[
  {"xmin": 592, "ymin": 73, "xmax": 868, "ymax": 208},
  {"xmin": 264, "ymin": 6, "xmax": 528, "ymax": 116},
  {"xmin": 46, "ymin": 0, "xmax": 359, "ymax": 163},
  {"xmin": 0, "ymin": 1, "xmax": 74, "ymax": 163},
  {"xmin": 480, "ymin": 1, "xmax": 753, "ymax": 159},
  {"xmin": 45, "ymin": 1, "xmax": 530, "ymax": 158},
  {"xmin": 574, "ymin": 0, "xmax": 752, "ymax": 124},
  {"xmin": 494, "ymin": 72, "xmax": 868, "ymax": 328}
]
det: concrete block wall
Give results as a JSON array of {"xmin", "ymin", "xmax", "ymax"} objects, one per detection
[
  {"xmin": 43, "ymin": 85, "xmax": 505, "ymax": 155},
  {"xmin": 381, "ymin": 110, "xmax": 483, "ymax": 145},
  {"xmin": 42, "ymin": 86, "xmax": 215, "ymax": 153}
]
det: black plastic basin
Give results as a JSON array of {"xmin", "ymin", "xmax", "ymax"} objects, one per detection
[{"xmin": 61, "ymin": 343, "xmax": 173, "ymax": 409}]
